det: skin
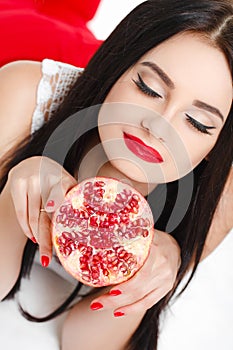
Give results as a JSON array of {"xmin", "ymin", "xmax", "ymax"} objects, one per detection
[
  {"xmin": 98, "ymin": 32, "xmax": 232, "ymax": 186},
  {"xmin": 0, "ymin": 61, "xmax": 40, "ymax": 160},
  {"xmin": 0, "ymin": 31, "xmax": 232, "ymax": 350},
  {"xmin": 0, "ymin": 59, "xmax": 180, "ymax": 347}
]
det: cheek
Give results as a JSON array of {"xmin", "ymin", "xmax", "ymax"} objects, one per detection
[
  {"xmin": 98, "ymin": 122, "xmax": 123, "ymax": 154},
  {"xmin": 181, "ymin": 134, "xmax": 216, "ymax": 168},
  {"xmin": 98, "ymin": 102, "xmax": 145, "ymax": 135},
  {"xmin": 105, "ymin": 80, "xmax": 132, "ymax": 104},
  {"xmin": 98, "ymin": 125, "xmax": 111, "ymax": 142},
  {"xmin": 170, "ymin": 118, "xmax": 221, "ymax": 169}
]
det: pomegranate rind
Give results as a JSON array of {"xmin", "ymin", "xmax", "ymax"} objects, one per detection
[{"xmin": 52, "ymin": 177, "xmax": 154, "ymax": 287}]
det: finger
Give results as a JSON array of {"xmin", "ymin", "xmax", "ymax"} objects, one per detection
[
  {"xmin": 112, "ymin": 286, "xmax": 169, "ymax": 317},
  {"xmin": 27, "ymin": 176, "xmax": 43, "ymax": 241},
  {"xmin": 90, "ymin": 275, "xmax": 157, "ymax": 311},
  {"xmin": 38, "ymin": 210, "xmax": 53, "ymax": 267},
  {"xmin": 90, "ymin": 240, "xmax": 176, "ymax": 310},
  {"xmin": 106, "ymin": 258, "xmax": 160, "ymax": 303},
  {"xmin": 10, "ymin": 178, "xmax": 34, "ymax": 240},
  {"xmin": 44, "ymin": 177, "xmax": 77, "ymax": 213},
  {"xmin": 90, "ymin": 262, "xmax": 171, "ymax": 311}
]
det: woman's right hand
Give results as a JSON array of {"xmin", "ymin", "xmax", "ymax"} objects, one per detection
[{"xmin": 7, "ymin": 156, "xmax": 77, "ymax": 266}]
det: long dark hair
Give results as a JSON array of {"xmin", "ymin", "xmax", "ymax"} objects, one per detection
[{"xmin": 1, "ymin": 0, "xmax": 233, "ymax": 349}]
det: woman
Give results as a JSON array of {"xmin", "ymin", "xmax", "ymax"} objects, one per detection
[{"xmin": 0, "ymin": 1, "xmax": 232, "ymax": 349}]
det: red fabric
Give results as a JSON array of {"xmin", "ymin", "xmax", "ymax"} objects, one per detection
[{"xmin": 0, "ymin": 0, "xmax": 103, "ymax": 67}]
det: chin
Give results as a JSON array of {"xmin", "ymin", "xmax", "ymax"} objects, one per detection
[
  {"xmin": 109, "ymin": 159, "xmax": 163, "ymax": 185},
  {"xmin": 108, "ymin": 159, "xmax": 148, "ymax": 184}
]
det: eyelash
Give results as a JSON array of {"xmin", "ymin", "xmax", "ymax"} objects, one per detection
[
  {"xmin": 132, "ymin": 73, "xmax": 163, "ymax": 98},
  {"xmin": 133, "ymin": 73, "xmax": 216, "ymax": 136},
  {"xmin": 185, "ymin": 114, "xmax": 216, "ymax": 135}
]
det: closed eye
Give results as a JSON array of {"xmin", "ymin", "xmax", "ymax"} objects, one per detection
[
  {"xmin": 132, "ymin": 73, "xmax": 163, "ymax": 98},
  {"xmin": 185, "ymin": 114, "xmax": 216, "ymax": 135}
]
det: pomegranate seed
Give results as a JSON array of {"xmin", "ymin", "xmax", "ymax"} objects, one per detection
[
  {"xmin": 118, "ymin": 251, "xmax": 127, "ymax": 259},
  {"xmin": 142, "ymin": 229, "xmax": 149, "ymax": 237},
  {"xmin": 79, "ymin": 211, "xmax": 89, "ymax": 219},
  {"xmin": 94, "ymin": 181, "xmax": 105, "ymax": 187},
  {"xmin": 123, "ymin": 188, "xmax": 132, "ymax": 196},
  {"xmin": 130, "ymin": 207, "xmax": 138, "ymax": 214},
  {"xmin": 82, "ymin": 270, "xmax": 91, "ymax": 276},
  {"xmin": 52, "ymin": 177, "xmax": 154, "ymax": 287},
  {"xmin": 132, "ymin": 194, "xmax": 140, "ymax": 201},
  {"xmin": 63, "ymin": 246, "xmax": 72, "ymax": 256},
  {"xmin": 84, "ymin": 182, "xmax": 92, "ymax": 188},
  {"xmin": 59, "ymin": 205, "xmax": 68, "ymax": 213},
  {"xmin": 102, "ymin": 268, "xmax": 109, "ymax": 276},
  {"xmin": 62, "ymin": 232, "xmax": 71, "ymax": 239},
  {"xmin": 96, "ymin": 188, "xmax": 105, "ymax": 196},
  {"xmin": 56, "ymin": 215, "xmax": 62, "ymax": 223},
  {"xmin": 90, "ymin": 216, "xmax": 98, "ymax": 227},
  {"xmin": 79, "ymin": 256, "xmax": 88, "ymax": 263}
]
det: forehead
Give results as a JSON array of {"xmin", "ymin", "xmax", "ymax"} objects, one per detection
[{"xmin": 137, "ymin": 32, "xmax": 233, "ymax": 118}]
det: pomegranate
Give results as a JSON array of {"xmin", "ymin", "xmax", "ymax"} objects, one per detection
[{"xmin": 52, "ymin": 177, "xmax": 154, "ymax": 287}]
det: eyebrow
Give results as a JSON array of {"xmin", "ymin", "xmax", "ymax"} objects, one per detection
[
  {"xmin": 193, "ymin": 100, "xmax": 224, "ymax": 122},
  {"xmin": 141, "ymin": 61, "xmax": 175, "ymax": 89},
  {"xmin": 141, "ymin": 61, "xmax": 225, "ymax": 122}
]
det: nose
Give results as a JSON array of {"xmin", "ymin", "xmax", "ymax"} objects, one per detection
[
  {"xmin": 141, "ymin": 101, "xmax": 181, "ymax": 141},
  {"xmin": 141, "ymin": 119, "xmax": 165, "ymax": 142},
  {"xmin": 141, "ymin": 114, "xmax": 175, "ymax": 143}
]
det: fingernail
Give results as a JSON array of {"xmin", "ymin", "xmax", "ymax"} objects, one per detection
[
  {"xmin": 114, "ymin": 311, "xmax": 125, "ymax": 317},
  {"xmin": 46, "ymin": 200, "xmax": 55, "ymax": 208},
  {"xmin": 90, "ymin": 302, "xmax": 103, "ymax": 311},
  {"xmin": 30, "ymin": 237, "xmax": 37, "ymax": 244},
  {"xmin": 109, "ymin": 289, "xmax": 122, "ymax": 296},
  {"xmin": 41, "ymin": 255, "xmax": 50, "ymax": 267}
]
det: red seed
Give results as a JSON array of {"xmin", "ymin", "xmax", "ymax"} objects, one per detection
[
  {"xmin": 62, "ymin": 232, "xmax": 72, "ymax": 239},
  {"xmin": 102, "ymin": 268, "xmax": 109, "ymax": 276},
  {"xmin": 94, "ymin": 181, "xmax": 105, "ymax": 187},
  {"xmin": 52, "ymin": 177, "xmax": 154, "ymax": 287},
  {"xmin": 90, "ymin": 216, "xmax": 98, "ymax": 227},
  {"xmin": 142, "ymin": 229, "xmax": 149, "ymax": 237},
  {"xmin": 79, "ymin": 211, "xmax": 89, "ymax": 219},
  {"xmin": 59, "ymin": 205, "xmax": 68, "ymax": 213}
]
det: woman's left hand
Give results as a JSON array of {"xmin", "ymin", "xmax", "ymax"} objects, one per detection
[{"xmin": 90, "ymin": 229, "xmax": 181, "ymax": 316}]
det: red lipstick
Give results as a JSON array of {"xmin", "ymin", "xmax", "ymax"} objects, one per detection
[{"xmin": 123, "ymin": 132, "xmax": 164, "ymax": 163}]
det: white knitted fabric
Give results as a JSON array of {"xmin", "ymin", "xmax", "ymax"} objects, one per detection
[{"xmin": 30, "ymin": 59, "xmax": 83, "ymax": 134}]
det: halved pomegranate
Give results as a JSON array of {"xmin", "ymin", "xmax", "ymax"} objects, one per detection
[{"xmin": 52, "ymin": 177, "xmax": 154, "ymax": 287}]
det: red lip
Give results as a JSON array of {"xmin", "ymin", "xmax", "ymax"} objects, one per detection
[{"xmin": 123, "ymin": 132, "xmax": 164, "ymax": 163}]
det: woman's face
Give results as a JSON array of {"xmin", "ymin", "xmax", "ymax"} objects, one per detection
[{"xmin": 98, "ymin": 32, "xmax": 232, "ymax": 184}]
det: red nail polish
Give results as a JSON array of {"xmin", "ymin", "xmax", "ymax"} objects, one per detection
[
  {"xmin": 90, "ymin": 302, "xmax": 103, "ymax": 310},
  {"xmin": 41, "ymin": 255, "xmax": 50, "ymax": 267},
  {"xmin": 109, "ymin": 289, "xmax": 122, "ymax": 296},
  {"xmin": 114, "ymin": 311, "xmax": 125, "ymax": 317},
  {"xmin": 46, "ymin": 200, "xmax": 55, "ymax": 207},
  {"xmin": 30, "ymin": 237, "xmax": 37, "ymax": 244}
]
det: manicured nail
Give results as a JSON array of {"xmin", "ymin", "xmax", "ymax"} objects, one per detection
[
  {"xmin": 109, "ymin": 289, "xmax": 122, "ymax": 296},
  {"xmin": 90, "ymin": 302, "xmax": 103, "ymax": 310},
  {"xmin": 41, "ymin": 255, "xmax": 50, "ymax": 267},
  {"xmin": 46, "ymin": 200, "xmax": 55, "ymax": 208},
  {"xmin": 30, "ymin": 237, "xmax": 37, "ymax": 244},
  {"xmin": 114, "ymin": 311, "xmax": 125, "ymax": 317}
]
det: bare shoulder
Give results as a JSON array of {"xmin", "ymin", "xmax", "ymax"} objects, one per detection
[
  {"xmin": 0, "ymin": 60, "xmax": 42, "ymax": 72},
  {"xmin": 0, "ymin": 60, "xmax": 42, "ymax": 113},
  {"xmin": 0, "ymin": 60, "xmax": 42, "ymax": 94},
  {"xmin": 0, "ymin": 60, "xmax": 43, "ymax": 157}
]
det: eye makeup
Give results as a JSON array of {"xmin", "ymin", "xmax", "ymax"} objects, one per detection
[
  {"xmin": 185, "ymin": 113, "xmax": 216, "ymax": 135},
  {"xmin": 132, "ymin": 73, "xmax": 163, "ymax": 98},
  {"xmin": 133, "ymin": 72, "xmax": 217, "ymax": 136}
]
